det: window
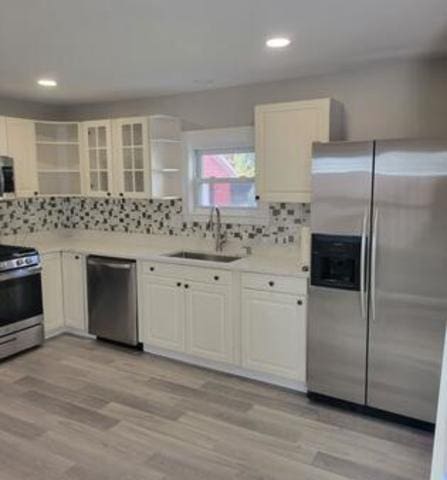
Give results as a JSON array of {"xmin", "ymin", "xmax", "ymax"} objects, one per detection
[
  {"xmin": 194, "ymin": 147, "xmax": 256, "ymax": 209},
  {"xmin": 184, "ymin": 127, "xmax": 267, "ymax": 224}
]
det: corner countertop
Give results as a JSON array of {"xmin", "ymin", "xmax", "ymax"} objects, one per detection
[{"xmin": 1, "ymin": 230, "xmax": 310, "ymax": 279}]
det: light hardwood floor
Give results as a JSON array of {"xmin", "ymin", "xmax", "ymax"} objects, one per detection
[{"xmin": 0, "ymin": 334, "xmax": 434, "ymax": 480}]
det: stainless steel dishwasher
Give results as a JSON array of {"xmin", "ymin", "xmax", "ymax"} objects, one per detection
[{"xmin": 87, "ymin": 256, "xmax": 138, "ymax": 346}]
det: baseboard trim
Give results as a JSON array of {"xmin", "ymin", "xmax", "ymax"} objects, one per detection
[
  {"xmin": 143, "ymin": 344, "xmax": 307, "ymax": 392},
  {"xmin": 307, "ymin": 391, "xmax": 435, "ymax": 432}
]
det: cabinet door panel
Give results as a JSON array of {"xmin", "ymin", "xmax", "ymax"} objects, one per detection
[
  {"xmin": 41, "ymin": 253, "xmax": 65, "ymax": 333},
  {"xmin": 112, "ymin": 118, "xmax": 150, "ymax": 198},
  {"xmin": 82, "ymin": 120, "xmax": 113, "ymax": 196},
  {"xmin": 0, "ymin": 117, "xmax": 7, "ymax": 156},
  {"xmin": 6, "ymin": 117, "xmax": 38, "ymax": 197},
  {"xmin": 185, "ymin": 282, "xmax": 233, "ymax": 363},
  {"xmin": 140, "ymin": 275, "xmax": 184, "ymax": 351},
  {"xmin": 62, "ymin": 252, "xmax": 86, "ymax": 331},
  {"xmin": 255, "ymin": 99, "xmax": 332, "ymax": 203},
  {"xmin": 242, "ymin": 290, "xmax": 306, "ymax": 381}
]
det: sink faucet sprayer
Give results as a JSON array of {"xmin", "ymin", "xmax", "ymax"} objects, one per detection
[{"xmin": 207, "ymin": 207, "xmax": 227, "ymax": 252}]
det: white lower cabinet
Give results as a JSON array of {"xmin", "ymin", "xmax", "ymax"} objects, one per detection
[
  {"xmin": 62, "ymin": 252, "xmax": 86, "ymax": 331},
  {"xmin": 140, "ymin": 264, "xmax": 234, "ymax": 364},
  {"xmin": 185, "ymin": 281, "xmax": 233, "ymax": 363},
  {"xmin": 41, "ymin": 253, "xmax": 65, "ymax": 333},
  {"xmin": 241, "ymin": 289, "xmax": 307, "ymax": 382},
  {"xmin": 140, "ymin": 275, "xmax": 185, "ymax": 351}
]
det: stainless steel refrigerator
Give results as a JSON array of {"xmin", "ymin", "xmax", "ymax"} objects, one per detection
[{"xmin": 308, "ymin": 139, "xmax": 447, "ymax": 424}]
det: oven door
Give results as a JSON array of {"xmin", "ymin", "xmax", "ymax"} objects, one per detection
[{"xmin": 0, "ymin": 267, "xmax": 43, "ymax": 335}]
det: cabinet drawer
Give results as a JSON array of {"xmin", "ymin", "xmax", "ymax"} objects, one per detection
[
  {"xmin": 242, "ymin": 272, "xmax": 307, "ymax": 295},
  {"xmin": 141, "ymin": 261, "xmax": 232, "ymax": 285}
]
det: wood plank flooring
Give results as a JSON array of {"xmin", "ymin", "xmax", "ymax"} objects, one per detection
[{"xmin": 0, "ymin": 334, "xmax": 434, "ymax": 480}]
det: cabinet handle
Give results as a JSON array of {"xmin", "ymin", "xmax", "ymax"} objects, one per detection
[
  {"xmin": 184, "ymin": 284, "xmax": 189, "ymax": 289},
  {"xmin": 214, "ymin": 276, "xmax": 219, "ymax": 281},
  {"xmin": 297, "ymin": 299, "xmax": 303, "ymax": 306},
  {"xmin": 149, "ymin": 267, "xmax": 155, "ymax": 272},
  {"xmin": 268, "ymin": 281, "xmax": 275, "ymax": 287},
  {"xmin": 177, "ymin": 282, "xmax": 182, "ymax": 287}
]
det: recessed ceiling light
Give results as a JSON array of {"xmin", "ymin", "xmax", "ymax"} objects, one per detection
[
  {"xmin": 266, "ymin": 37, "xmax": 291, "ymax": 49},
  {"xmin": 37, "ymin": 78, "xmax": 57, "ymax": 87}
]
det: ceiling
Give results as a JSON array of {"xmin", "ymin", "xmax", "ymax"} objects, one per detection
[{"xmin": 0, "ymin": 0, "xmax": 446, "ymax": 104}]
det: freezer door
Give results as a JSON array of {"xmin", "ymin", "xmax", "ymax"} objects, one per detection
[
  {"xmin": 308, "ymin": 141, "xmax": 374, "ymax": 403},
  {"xmin": 368, "ymin": 139, "xmax": 447, "ymax": 422}
]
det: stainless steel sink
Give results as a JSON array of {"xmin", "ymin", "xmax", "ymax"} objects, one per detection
[{"xmin": 165, "ymin": 251, "xmax": 241, "ymax": 263}]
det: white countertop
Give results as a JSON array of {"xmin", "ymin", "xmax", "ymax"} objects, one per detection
[{"xmin": 1, "ymin": 230, "xmax": 310, "ymax": 279}]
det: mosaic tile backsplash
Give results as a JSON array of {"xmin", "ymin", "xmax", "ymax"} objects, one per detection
[{"xmin": 0, "ymin": 197, "xmax": 310, "ymax": 245}]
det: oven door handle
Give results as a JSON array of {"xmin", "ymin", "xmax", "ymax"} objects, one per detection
[{"xmin": 0, "ymin": 266, "xmax": 41, "ymax": 282}]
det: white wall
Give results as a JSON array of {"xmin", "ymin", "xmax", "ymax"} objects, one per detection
[
  {"xmin": 63, "ymin": 57, "xmax": 447, "ymax": 141},
  {"xmin": 0, "ymin": 96, "xmax": 64, "ymax": 120}
]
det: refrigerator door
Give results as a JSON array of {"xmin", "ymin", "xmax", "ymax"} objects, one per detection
[
  {"xmin": 368, "ymin": 139, "xmax": 447, "ymax": 422},
  {"xmin": 308, "ymin": 141, "xmax": 374, "ymax": 404}
]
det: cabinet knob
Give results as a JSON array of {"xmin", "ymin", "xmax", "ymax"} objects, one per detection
[
  {"xmin": 302, "ymin": 265, "xmax": 309, "ymax": 272},
  {"xmin": 177, "ymin": 282, "xmax": 182, "ymax": 287},
  {"xmin": 34, "ymin": 191, "xmax": 38, "ymax": 196},
  {"xmin": 184, "ymin": 284, "xmax": 189, "ymax": 289},
  {"xmin": 149, "ymin": 267, "xmax": 155, "ymax": 272},
  {"xmin": 75, "ymin": 255, "xmax": 80, "ymax": 260},
  {"xmin": 268, "ymin": 281, "xmax": 275, "ymax": 287},
  {"xmin": 214, "ymin": 276, "xmax": 219, "ymax": 281},
  {"xmin": 107, "ymin": 192, "xmax": 111, "ymax": 197},
  {"xmin": 297, "ymin": 299, "xmax": 303, "ymax": 306},
  {"xmin": 119, "ymin": 193, "xmax": 124, "ymax": 197},
  {"xmin": 255, "ymin": 195, "xmax": 260, "ymax": 201}
]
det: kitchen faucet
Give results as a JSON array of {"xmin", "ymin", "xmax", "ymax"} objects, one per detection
[{"xmin": 208, "ymin": 206, "xmax": 227, "ymax": 252}]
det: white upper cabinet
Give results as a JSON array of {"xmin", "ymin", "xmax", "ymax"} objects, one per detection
[
  {"xmin": 82, "ymin": 120, "xmax": 113, "ymax": 197},
  {"xmin": 0, "ymin": 117, "xmax": 8, "ymax": 156},
  {"xmin": 112, "ymin": 117, "xmax": 150, "ymax": 198},
  {"xmin": 6, "ymin": 117, "xmax": 38, "ymax": 197},
  {"xmin": 34, "ymin": 121, "xmax": 81, "ymax": 196},
  {"xmin": 255, "ymin": 98, "xmax": 342, "ymax": 203}
]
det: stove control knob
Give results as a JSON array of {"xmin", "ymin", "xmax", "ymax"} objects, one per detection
[
  {"xmin": 16, "ymin": 259, "xmax": 23, "ymax": 266},
  {"xmin": 25, "ymin": 258, "xmax": 33, "ymax": 265}
]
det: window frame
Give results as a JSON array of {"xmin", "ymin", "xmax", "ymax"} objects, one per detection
[
  {"xmin": 194, "ymin": 146, "xmax": 257, "ymax": 211},
  {"xmin": 183, "ymin": 127, "xmax": 268, "ymax": 225}
]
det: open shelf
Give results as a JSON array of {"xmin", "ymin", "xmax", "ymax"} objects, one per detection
[{"xmin": 35, "ymin": 121, "xmax": 82, "ymax": 195}]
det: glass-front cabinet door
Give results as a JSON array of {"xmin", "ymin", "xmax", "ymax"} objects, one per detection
[
  {"xmin": 113, "ymin": 118, "xmax": 150, "ymax": 198},
  {"xmin": 82, "ymin": 120, "xmax": 113, "ymax": 196}
]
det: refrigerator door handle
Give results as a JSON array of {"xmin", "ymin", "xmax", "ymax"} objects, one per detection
[
  {"xmin": 371, "ymin": 208, "xmax": 379, "ymax": 322},
  {"xmin": 360, "ymin": 208, "xmax": 368, "ymax": 320}
]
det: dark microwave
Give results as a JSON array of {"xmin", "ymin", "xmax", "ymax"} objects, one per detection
[
  {"xmin": 311, "ymin": 234, "xmax": 362, "ymax": 291},
  {"xmin": 0, "ymin": 156, "xmax": 15, "ymax": 196}
]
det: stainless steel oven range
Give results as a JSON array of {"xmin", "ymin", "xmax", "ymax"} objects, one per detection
[{"xmin": 0, "ymin": 244, "xmax": 43, "ymax": 359}]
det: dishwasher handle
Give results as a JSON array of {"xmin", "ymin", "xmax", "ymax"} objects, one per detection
[{"xmin": 87, "ymin": 258, "xmax": 135, "ymax": 270}]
